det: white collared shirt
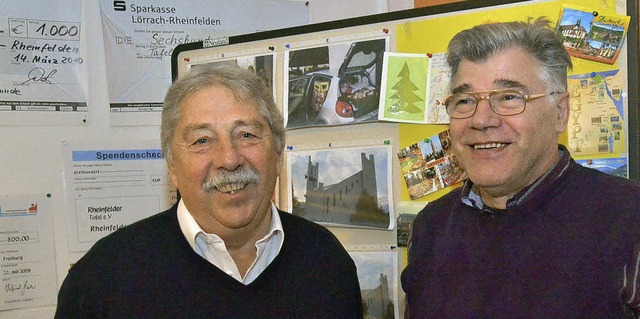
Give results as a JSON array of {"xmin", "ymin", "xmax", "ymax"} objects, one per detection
[{"xmin": 177, "ymin": 199, "xmax": 284, "ymax": 285}]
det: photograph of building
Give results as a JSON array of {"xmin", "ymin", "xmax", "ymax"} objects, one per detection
[
  {"xmin": 349, "ymin": 251, "xmax": 398, "ymax": 319},
  {"xmin": 288, "ymin": 145, "xmax": 393, "ymax": 229}
]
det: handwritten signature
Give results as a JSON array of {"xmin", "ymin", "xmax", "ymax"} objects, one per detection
[
  {"xmin": 5, "ymin": 280, "xmax": 36, "ymax": 296},
  {"xmin": 0, "ymin": 87, "xmax": 21, "ymax": 95},
  {"xmin": 20, "ymin": 67, "xmax": 57, "ymax": 85}
]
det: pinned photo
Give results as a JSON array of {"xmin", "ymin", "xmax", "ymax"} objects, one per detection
[
  {"xmin": 285, "ymin": 38, "xmax": 388, "ymax": 129},
  {"xmin": 398, "ymin": 130, "xmax": 467, "ymax": 200},
  {"xmin": 287, "ymin": 145, "xmax": 394, "ymax": 230}
]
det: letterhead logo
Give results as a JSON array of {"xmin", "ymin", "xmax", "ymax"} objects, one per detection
[
  {"xmin": 113, "ymin": 0, "xmax": 126, "ymax": 11},
  {"xmin": 0, "ymin": 203, "xmax": 35, "ymax": 217}
]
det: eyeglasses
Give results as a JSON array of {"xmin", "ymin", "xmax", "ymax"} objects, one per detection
[{"xmin": 444, "ymin": 89, "xmax": 561, "ymax": 119}]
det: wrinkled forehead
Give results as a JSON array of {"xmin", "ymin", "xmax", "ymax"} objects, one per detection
[
  {"xmin": 449, "ymin": 49, "xmax": 541, "ymax": 94},
  {"xmin": 450, "ymin": 79, "xmax": 529, "ymax": 95},
  {"xmin": 177, "ymin": 86, "xmax": 264, "ymax": 125}
]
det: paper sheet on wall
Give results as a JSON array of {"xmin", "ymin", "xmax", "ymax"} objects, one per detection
[
  {"xmin": 425, "ymin": 53, "xmax": 451, "ymax": 124},
  {"xmin": 61, "ymin": 139, "xmax": 177, "ymax": 252},
  {"xmin": 567, "ymin": 69, "xmax": 626, "ymax": 156},
  {"xmin": 99, "ymin": 0, "xmax": 309, "ymax": 126},
  {"xmin": 0, "ymin": 0, "xmax": 87, "ymax": 126},
  {"xmin": 378, "ymin": 52, "xmax": 429, "ymax": 124},
  {"xmin": 378, "ymin": 52, "xmax": 452, "ymax": 125},
  {"xmin": 0, "ymin": 194, "xmax": 57, "ymax": 311}
]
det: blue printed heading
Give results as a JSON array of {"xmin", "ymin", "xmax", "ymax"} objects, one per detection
[{"xmin": 72, "ymin": 149, "xmax": 165, "ymax": 161}]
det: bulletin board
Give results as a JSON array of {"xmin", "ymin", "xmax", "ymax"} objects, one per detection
[
  {"xmin": 171, "ymin": 0, "xmax": 638, "ymax": 240},
  {"xmin": 171, "ymin": 2, "xmax": 637, "ymax": 314}
]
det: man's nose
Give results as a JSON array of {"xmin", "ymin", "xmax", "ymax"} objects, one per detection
[
  {"xmin": 215, "ymin": 137, "xmax": 244, "ymax": 170},
  {"xmin": 469, "ymin": 97, "xmax": 501, "ymax": 128}
]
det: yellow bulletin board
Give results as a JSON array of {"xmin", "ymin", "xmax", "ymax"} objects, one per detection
[
  {"xmin": 172, "ymin": 0, "xmax": 638, "ymax": 215},
  {"xmin": 395, "ymin": 0, "xmax": 636, "ymax": 202}
]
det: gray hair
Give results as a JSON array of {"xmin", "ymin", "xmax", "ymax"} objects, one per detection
[
  {"xmin": 161, "ymin": 64, "xmax": 285, "ymax": 163},
  {"xmin": 446, "ymin": 17, "xmax": 573, "ymax": 97}
]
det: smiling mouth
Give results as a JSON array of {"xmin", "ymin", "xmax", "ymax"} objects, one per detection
[
  {"xmin": 216, "ymin": 183, "xmax": 248, "ymax": 193},
  {"xmin": 472, "ymin": 142, "xmax": 508, "ymax": 150}
]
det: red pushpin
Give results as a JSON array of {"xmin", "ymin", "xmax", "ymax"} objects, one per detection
[
  {"xmin": 383, "ymin": 28, "xmax": 389, "ymax": 34},
  {"xmin": 184, "ymin": 57, "xmax": 190, "ymax": 62},
  {"xmin": 426, "ymin": 53, "xmax": 433, "ymax": 58}
]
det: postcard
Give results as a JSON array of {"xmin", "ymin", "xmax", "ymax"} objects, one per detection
[
  {"xmin": 425, "ymin": 53, "xmax": 451, "ymax": 124},
  {"xmin": 398, "ymin": 129, "xmax": 466, "ymax": 200},
  {"xmin": 378, "ymin": 52, "xmax": 429, "ymax": 123},
  {"xmin": 575, "ymin": 157, "xmax": 628, "ymax": 178},
  {"xmin": 556, "ymin": 5, "xmax": 630, "ymax": 64}
]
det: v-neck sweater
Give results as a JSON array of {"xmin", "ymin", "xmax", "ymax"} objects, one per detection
[
  {"xmin": 56, "ymin": 206, "xmax": 363, "ymax": 318},
  {"xmin": 402, "ymin": 145, "xmax": 640, "ymax": 318}
]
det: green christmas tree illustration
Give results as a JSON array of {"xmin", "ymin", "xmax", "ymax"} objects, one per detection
[{"xmin": 388, "ymin": 62, "xmax": 423, "ymax": 113}]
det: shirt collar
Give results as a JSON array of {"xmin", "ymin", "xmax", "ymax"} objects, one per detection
[
  {"xmin": 177, "ymin": 199, "xmax": 284, "ymax": 250},
  {"xmin": 461, "ymin": 144, "xmax": 571, "ymax": 210}
]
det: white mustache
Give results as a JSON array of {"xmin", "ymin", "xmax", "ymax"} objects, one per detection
[{"xmin": 202, "ymin": 166, "xmax": 260, "ymax": 192}]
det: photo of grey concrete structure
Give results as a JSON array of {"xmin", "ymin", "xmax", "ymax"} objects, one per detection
[
  {"xmin": 349, "ymin": 251, "xmax": 398, "ymax": 319},
  {"xmin": 287, "ymin": 145, "xmax": 393, "ymax": 229}
]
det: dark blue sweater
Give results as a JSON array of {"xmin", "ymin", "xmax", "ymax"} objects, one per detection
[
  {"xmin": 402, "ymin": 146, "xmax": 640, "ymax": 318},
  {"xmin": 55, "ymin": 206, "xmax": 363, "ymax": 318}
]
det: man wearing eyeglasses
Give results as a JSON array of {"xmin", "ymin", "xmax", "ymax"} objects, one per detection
[
  {"xmin": 402, "ymin": 18, "xmax": 640, "ymax": 318},
  {"xmin": 56, "ymin": 65, "xmax": 363, "ymax": 318}
]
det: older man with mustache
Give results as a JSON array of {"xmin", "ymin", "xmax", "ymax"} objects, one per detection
[{"xmin": 55, "ymin": 65, "xmax": 363, "ymax": 318}]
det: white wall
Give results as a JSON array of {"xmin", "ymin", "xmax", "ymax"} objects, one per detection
[{"xmin": 0, "ymin": 0, "xmax": 412, "ymax": 318}]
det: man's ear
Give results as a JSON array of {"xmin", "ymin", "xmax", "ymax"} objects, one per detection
[
  {"xmin": 167, "ymin": 160, "xmax": 179, "ymax": 189},
  {"xmin": 275, "ymin": 150, "xmax": 283, "ymax": 174},
  {"xmin": 555, "ymin": 92, "xmax": 570, "ymax": 133}
]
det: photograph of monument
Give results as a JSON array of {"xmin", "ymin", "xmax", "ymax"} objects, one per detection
[
  {"xmin": 287, "ymin": 145, "xmax": 393, "ymax": 229},
  {"xmin": 349, "ymin": 251, "xmax": 399, "ymax": 319}
]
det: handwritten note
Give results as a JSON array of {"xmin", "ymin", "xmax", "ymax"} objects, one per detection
[{"xmin": 0, "ymin": 0, "xmax": 86, "ymax": 114}]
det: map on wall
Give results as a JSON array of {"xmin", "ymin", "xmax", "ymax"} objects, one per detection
[{"xmin": 567, "ymin": 69, "xmax": 626, "ymax": 157}]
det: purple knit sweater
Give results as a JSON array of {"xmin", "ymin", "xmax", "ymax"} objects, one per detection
[{"xmin": 402, "ymin": 145, "xmax": 640, "ymax": 318}]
